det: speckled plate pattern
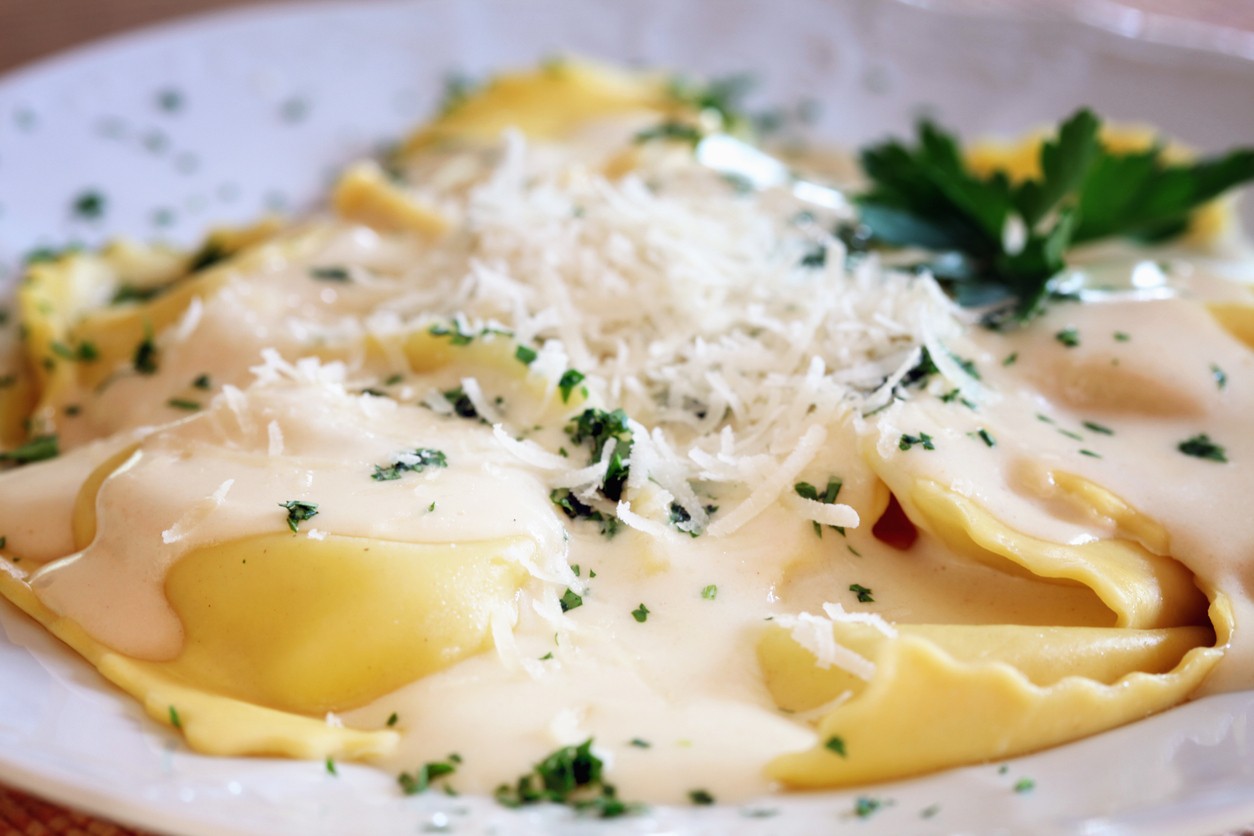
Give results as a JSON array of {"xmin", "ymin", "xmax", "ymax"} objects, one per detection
[{"xmin": 1, "ymin": 1, "xmax": 1253, "ymax": 833}]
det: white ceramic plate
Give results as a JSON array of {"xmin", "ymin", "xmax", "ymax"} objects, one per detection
[{"xmin": 2, "ymin": 1, "xmax": 1253, "ymax": 833}]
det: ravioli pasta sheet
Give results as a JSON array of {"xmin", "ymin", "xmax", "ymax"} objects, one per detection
[{"xmin": 0, "ymin": 61, "xmax": 1252, "ymax": 805}]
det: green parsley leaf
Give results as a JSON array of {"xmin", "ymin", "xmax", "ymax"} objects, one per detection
[
  {"xmin": 898, "ymin": 432, "xmax": 935, "ymax": 451},
  {"xmin": 849, "ymin": 583, "xmax": 874, "ymax": 603},
  {"xmin": 855, "ymin": 110, "xmax": 1254, "ymax": 320},
  {"xmin": 493, "ymin": 739, "xmax": 637, "ymax": 818},
  {"xmin": 560, "ymin": 588, "xmax": 584, "ymax": 612},
  {"xmin": 386, "ymin": 712, "xmax": 399, "ymax": 727},
  {"xmin": 515, "ymin": 345, "xmax": 538, "ymax": 365},
  {"xmin": 1013, "ymin": 777, "xmax": 1035, "ymax": 794},
  {"xmin": 310, "ymin": 266, "xmax": 350, "ymax": 282},
  {"xmin": 133, "ymin": 325, "xmax": 159, "ymax": 375},
  {"xmin": 629, "ymin": 738, "xmax": 650, "ymax": 748},
  {"xmin": 279, "ymin": 500, "xmax": 319, "ymax": 533},
  {"xmin": 631, "ymin": 603, "xmax": 650, "ymax": 623},
  {"xmin": 72, "ymin": 190, "xmax": 107, "ymax": 220},
  {"xmin": 558, "ymin": 369, "xmax": 586, "ymax": 403},
  {"xmin": 1082, "ymin": 420, "xmax": 1114, "ymax": 435},
  {"xmin": 1211, "ymin": 363, "xmax": 1228, "ymax": 390},
  {"xmin": 192, "ymin": 373, "xmax": 212, "ymax": 390},
  {"xmin": 824, "ymin": 736, "xmax": 847, "ymax": 757},
  {"xmin": 793, "ymin": 477, "xmax": 844, "ymax": 537},
  {"xmin": 689, "ymin": 789, "xmax": 715, "ymax": 806},
  {"xmin": 1055, "ymin": 327, "xmax": 1080, "ymax": 348},
  {"xmin": 701, "ymin": 584, "xmax": 718, "ymax": 600},
  {"xmin": 0, "ymin": 435, "xmax": 59, "ymax": 465},
  {"xmin": 166, "ymin": 398, "xmax": 200, "ymax": 412},
  {"xmin": 325, "ymin": 758, "xmax": 338, "ymax": 776},
  {"xmin": 371, "ymin": 448, "xmax": 447, "ymax": 481},
  {"xmin": 399, "ymin": 754, "xmax": 460, "ymax": 795},
  {"xmin": 168, "ymin": 705, "xmax": 182, "ymax": 729},
  {"xmin": 854, "ymin": 796, "xmax": 885, "ymax": 819},
  {"xmin": 1178, "ymin": 433, "xmax": 1227, "ymax": 462},
  {"xmin": 976, "ymin": 428, "xmax": 996, "ymax": 447}
]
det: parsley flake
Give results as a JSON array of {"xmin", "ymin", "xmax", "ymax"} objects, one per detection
[
  {"xmin": 387, "ymin": 712, "xmax": 399, "ymax": 727},
  {"xmin": 558, "ymin": 369, "xmax": 586, "ymax": 403},
  {"xmin": 849, "ymin": 583, "xmax": 874, "ymax": 603},
  {"xmin": 72, "ymin": 190, "xmax": 106, "ymax": 220},
  {"xmin": 399, "ymin": 754, "xmax": 461, "ymax": 795},
  {"xmin": 168, "ymin": 705, "xmax": 182, "ymax": 729},
  {"xmin": 133, "ymin": 326, "xmax": 159, "ymax": 375},
  {"xmin": 1055, "ymin": 327, "xmax": 1080, "ymax": 348},
  {"xmin": 1013, "ymin": 778, "xmax": 1035, "ymax": 794},
  {"xmin": 372, "ymin": 448, "xmax": 447, "ymax": 481},
  {"xmin": 1082, "ymin": 420, "xmax": 1114, "ymax": 435},
  {"xmin": 0, "ymin": 435, "xmax": 59, "ymax": 465},
  {"xmin": 854, "ymin": 796, "xmax": 885, "ymax": 819},
  {"xmin": 325, "ymin": 758, "xmax": 338, "ymax": 776},
  {"xmin": 824, "ymin": 736, "xmax": 847, "ymax": 757},
  {"xmin": 493, "ymin": 739, "xmax": 636, "ymax": 818},
  {"xmin": 1211, "ymin": 363, "xmax": 1228, "ymax": 390},
  {"xmin": 310, "ymin": 266, "xmax": 350, "ymax": 282},
  {"xmin": 515, "ymin": 345, "xmax": 538, "ymax": 365},
  {"xmin": 701, "ymin": 584, "xmax": 718, "ymax": 600},
  {"xmin": 279, "ymin": 500, "xmax": 319, "ymax": 533},
  {"xmin": 631, "ymin": 603, "xmax": 650, "ymax": 623},
  {"xmin": 1178, "ymin": 434, "xmax": 1227, "ymax": 462},
  {"xmin": 689, "ymin": 789, "xmax": 715, "ymax": 806},
  {"xmin": 898, "ymin": 432, "xmax": 935, "ymax": 451},
  {"xmin": 560, "ymin": 588, "xmax": 584, "ymax": 612}
]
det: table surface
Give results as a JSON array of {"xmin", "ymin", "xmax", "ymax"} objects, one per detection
[{"xmin": 2, "ymin": 0, "xmax": 1254, "ymax": 834}]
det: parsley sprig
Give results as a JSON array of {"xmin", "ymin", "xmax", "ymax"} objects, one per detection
[
  {"xmin": 856, "ymin": 111, "xmax": 1254, "ymax": 320},
  {"xmin": 494, "ymin": 739, "xmax": 636, "ymax": 818}
]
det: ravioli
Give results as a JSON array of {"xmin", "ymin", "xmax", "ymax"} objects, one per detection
[{"xmin": 0, "ymin": 60, "xmax": 1251, "ymax": 804}]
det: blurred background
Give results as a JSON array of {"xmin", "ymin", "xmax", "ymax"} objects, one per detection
[{"xmin": 2, "ymin": 0, "xmax": 1254, "ymax": 74}]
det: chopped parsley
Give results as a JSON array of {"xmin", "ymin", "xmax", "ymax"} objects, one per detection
[
  {"xmin": 399, "ymin": 753, "xmax": 461, "ymax": 795},
  {"xmin": 310, "ymin": 266, "xmax": 350, "ymax": 282},
  {"xmin": 898, "ymin": 432, "xmax": 935, "ymax": 451},
  {"xmin": 1079, "ymin": 449, "xmax": 1102, "ymax": 458},
  {"xmin": 1055, "ymin": 327, "xmax": 1080, "ymax": 348},
  {"xmin": 559, "ymin": 588, "xmax": 584, "ymax": 612},
  {"xmin": 824, "ymin": 736, "xmax": 847, "ymax": 757},
  {"xmin": 1002, "ymin": 351, "xmax": 1019, "ymax": 366},
  {"xmin": 1013, "ymin": 777, "xmax": 1036, "ymax": 794},
  {"xmin": 565, "ymin": 408, "xmax": 633, "ymax": 502},
  {"xmin": 630, "ymin": 603, "xmax": 650, "ymax": 623},
  {"xmin": 551, "ymin": 489, "xmax": 620, "ymax": 539},
  {"xmin": 441, "ymin": 385, "xmax": 480, "ymax": 420},
  {"xmin": 701, "ymin": 584, "xmax": 718, "ymax": 600},
  {"xmin": 921, "ymin": 803, "xmax": 941, "ymax": 819},
  {"xmin": 799, "ymin": 244, "xmax": 827, "ymax": 269},
  {"xmin": 688, "ymin": 789, "xmax": 715, "ymax": 806},
  {"xmin": 166, "ymin": 398, "xmax": 200, "ymax": 411},
  {"xmin": 325, "ymin": 758, "xmax": 338, "ymax": 776},
  {"xmin": 279, "ymin": 500, "xmax": 319, "ymax": 533},
  {"xmin": 156, "ymin": 88, "xmax": 184, "ymax": 112},
  {"xmin": 558, "ymin": 369, "xmax": 586, "ymax": 403},
  {"xmin": 192, "ymin": 373, "xmax": 212, "ymax": 390},
  {"xmin": 133, "ymin": 326, "xmax": 159, "ymax": 375},
  {"xmin": 1178, "ymin": 433, "xmax": 1227, "ymax": 463},
  {"xmin": 371, "ymin": 448, "xmax": 448, "ymax": 481},
  {"xmin": 50, "ymin": 340, "xmax": 99, "ymax": 363},
  {"xmin": 111, "ymin": 284, "xmax": 164, "ymax": 305},
  {"xmin": 515, "ymin": 344, "xmax": 538, "ymax": 365},
  {"xmin": 668, "ymin": 501, "xmax": 717, "ymax": 536},
  {"xmin": 493, "ymin": 739, "xmax": 635, "ymax": 818},
  {"xmin": 386, "ymin": 712, "xmax": 399, "ymax": 727},
  {"xmin": 975, "ymin": 428, "xmax": 996, "ymax": 447},
  {"xmin": 0, "ymin": 537, "xmax": 6, "ymax": 549},
  {"xmin": 849, "ymin": 583, "xmax": 874, "ymax": 603},
  {"xmin": 1211, "ymin": 363, "xmax": 1228, "ymax": 390},
  {"xmin": 853, "ymin": 796, "xmax": 885, "ymax": 819},
  {"xmin": 72, "ymin": 190, "xmax": 106, "ymax": 220},
  {"xmin": 428, "ymin": 321, "xmax": 474, "ymax": 346},
  {"xmin": 634, "ymin": 120, "xmax": 703, "ymax": 146},
  {"xmin": 168, "ymin": 705, "xmax": 182, "ymax": 729},
  {"xmin": 0, "ymin": 435, "xmax": 59, "ymax": 465},
  {"xmin": 794, "ymin": 477, "xmax": 844, "ymax": 537},
  {"xmin": 629, "ymin": 738, "xmax": 650, "ymax": 748},
  {"xmin": 1082, "ymin": 420, "xmax": 1114, "ymax": 435},
  {"xmin": 1114, "ymin": 331, "xmax": 1131, "ymax": 342}
]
